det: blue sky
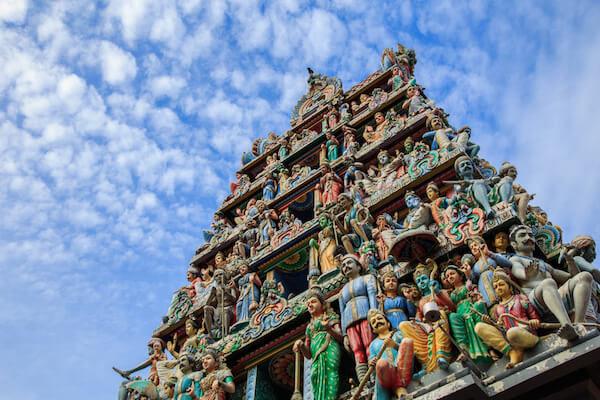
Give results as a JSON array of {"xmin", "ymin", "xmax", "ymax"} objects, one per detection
[{"xmin": 1, "ymin": 1, "xmax": 600, "ymax": 398}]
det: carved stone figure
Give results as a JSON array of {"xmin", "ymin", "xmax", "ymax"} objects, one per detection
[
  {"xmin": 113, "ymin": 338, "xmax": 167, "ymax": 391},
  {"xmin": 494, "ymin": 162, "xmax": 534, "ymax": 221},
  {"xmin": 467, "ymin": 236, "xmax": 513, "ymax": 306},
  {"xmin": 452, "ymin": 155, "xmax": 497, "ymax": 219},
  {"xmin": 293, "ymin": 287, "xmax": 343, "ymax": 400},
  {"xmin": 425, "ymin": 181, "xmax": 450, "ymax": 227},
  {"xmin": 231, "ymin": 263, "xmax": 262, "ymax": 322},
  {"xmin": 368, "ymin": 309, "xmax": 414, "ymax": 400},
  {"xmin": 568, "ymin": 235, "xmax": 600, "ymax": 322},
  {"xmin": 320, "ymin": 132, "xmax": 340, "ymax": 162},
  {"xmin": 335, "ymin": 193, "xmax": 374, "ymax": 255},
  {"xmin": 338, "ymin": 254, "xmax": 378, "ymax": 381},
  {"xmin": 262, "ymin": 172, "xmax": 278, "ymax": 201},
  {"xmin": 309, "ymin": 215, "xmax": 339, "ymax": 282},
  {"xmin": 203, "ymin": 269, "xmax": 236, "ymax": 338},
  {"xmin": 376, "ymin": 271, "xmax": 416, "ymax": 330},
  {"xmin": 172, "ymin": 354, "xmax": 201, "ymax": 400},
  {"xmin": 192, "ymin": 349, "xmax": 235, "ymax": 400},
  {"xmin": 167, "ymin": 318, "xmax": 200, "ymax": 359},
  {"xmin": 509, "ymin": 225, "xmax": 593, "ymax": 340},
  {"xmin": 315, "ymin": 162, "xmax": 343, "ymax": 209},
  {"xmin": 255, "ymin": 200, "xmax": 278, "ymax": 246},
  {"xmin": 402, "ymin": 190, "xmax": 433, "ymax": 230},
  {"xmin": 342, "ymin": 126, "xmax": 359, "ymax": 157},
  {"xmin": 373, "ymin": 150, "xmax": 406, "ymax": 192},
  {"xmin": 494, "ymin": 231, "xmax": 511, "ymax": 257},
  {"xmin": 475, "ymin": 270, "xmax": 541, "ymax": 369},
  {"xmin": 278, "ymin": 138, "xmax": 291, "ymax": 160},
  {"xmin": 363, "ymin": 111, "xmax": 388, "ymax": 143},
  {"xmin": 401, "ymin": 82, "xmax": 434, "ymax": 116},
  {"xmin": 340, "ymin": 103, "xmax": 352, "ymax": 123}
]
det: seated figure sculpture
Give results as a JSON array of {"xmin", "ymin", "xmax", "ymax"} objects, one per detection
[
  {"xmin": 363, "ymin": 112, "xmax": 389, "ymax": 143},
  {"xmin": 402, "ymin": 82, "xmax": 434, "ymax": 116},
  {"xmin": 509, "ymin": 224, "xmax": 593, "ymax": 340},
  {"xmin": 373, "ymin": 149, "xmax": 406, "ymax": 193},
  {"xmin": 452, "ymin": 155, "xmax": 499, "ymax": 219},
  {"xmin": 335, "ymin": 193, "xmax": 374, "ymax": 256},
  {"xmin": 422, "ymin": 114, "xmax": 479, "ymax": 158},
  {"xmin": 368, "ymin": 309, "xmax": 414, "ymax": 400},
  {"xmin": 475, "ymin": 270, "xmax": 541, "ymax": 369}
]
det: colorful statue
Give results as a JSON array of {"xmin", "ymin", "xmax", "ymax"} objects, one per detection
[
  {"xmin": 568, "ymin": 235, "xmax": 600, "ymax": 322},
  {"xmin": 425, "ymin": 181, "xmax": 449, "ymax": 227},
  {"xmin": 509, "ymin": 224, "xmax": 593, "ymax": 340},
  {"xmin": 368, "ymin": 309, "xmax": 414, "ymax": 400},
  {"xmin": 190, "ymin": 349, "xmax": 235, "ymax": 399},
  {"xmin": 167, "ymin": 318, "xmax": 200, "ymax": 359},
  {"xmin": 231, "ymin": 263, "xmax": 262, "ymax": 322},
  {"xmin": 342, "ymin": 126, "xmax": 359, "ymax": 157},
  {"xmin": 113, "ymin": 338, "xmax": 167, "ymax": 392},
  {"xmin": 173, "ymin": 354, "xmax": 201, "ymax": 400},
  {"xmin": 262, "ymin": 172, "xmax": 278, "ymax": 201},
  {"xmin": 256, "ymin": 200, "xmax": 278, "ymax": 246},
  {"xmin": 234, "ymin": 218, "xmax": 259, "ymax": 260},
  {"xmin": 293, "ymin": 287, "xmax": 343, "ymax": 400},
  {"xmin": 398, "ymin": 262, "xmax": 454, "ymax": 373},
  {"xmin": 338, "ymin": 254, "xmax": 378, "ymax": 381},
  {"xmin": 402, "ymin": 190, "xmax": 433, "ymax": 230},
  {"xmin": 309, "ymin": 215, "xmax": 339, "ymax": 281},
  {"xmin": 373, "ymin": 213, "xmax": 404, "ymax": 260},
  {"xmin": 401, "ymin": 82, "xmax": 434, "ymax": 116},
  {"xmin": 467, "ymin": 236, "xmax": 513, "ymax": 306},
  {"xmin": 343, "ymin": 161, "xmax": 370, "ymax": 203},
  {"xmin": 422, "ymin": 114, "xmax": 479, "ymax": 157},
  {"xmin": 363, "ymin": 112, "xmax": 388, "ymax": 143},
  {"xmin": 494, "ymin": 162, "xmax": 534, "ymax": 221},
  {"xmin": 340, "ymin": 103, "xmax": 352, "ymax": 123},
  {"xmin": 315, "ymin": 162, "xmax": 343, "ymax": 208},
  {"xmin": 202, "ymin": 212, "xmax": 231, "ymax": 248},
  {"xmin": 493, "ymin": 231, "xmax": 511, "ymax": 257},
  {"xmin": 452, "ymin": 155, "xmax": 498, "ymax": 219},
  {"xmin": 376, "ymin": 271, "xmax": 416, "ymax": 329},
  {"xmin": 278, "ymin": 138, "xmax": 291, "ymax": 160},
  {"xmin": 322, "ymin": 104, "xmax": 339, "ymax": 131},
  {"xmin": 388, "ymin": 65, "xmax": 408, "ymax": 91},
  {"xmin": 475, "ymin": 270, "xmax": 541, "ymax": 369},
  {"xmin": 203, "ymin": 268, "xmax": 236, "ymax": 338},
  {"xmin": 335, "ymin": 193, "xmax": 374, "ymax": 255},
  {"xmin": 444, "ymin": 265, "xmax": 491, "ymax": 363},
  {"xmin": 374, "ymin": 149, "xmax": 406, "ymax": 192},
  {"xmin": 320, "ymin": 132, "xmax": 340, "ymax": 162},
  {"xmin": 460, "ymin": 254, "xmax": 475, "ymax": 280}
]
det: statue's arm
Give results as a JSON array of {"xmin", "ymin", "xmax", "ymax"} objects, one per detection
[{"xmin": 510, "ymin": 257, "xmax": 527, "ymax": 281}]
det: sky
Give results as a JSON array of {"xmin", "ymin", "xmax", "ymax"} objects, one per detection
[{"xmin": 1, "ymin": 1, "xmax": 599, "ymax": 398}]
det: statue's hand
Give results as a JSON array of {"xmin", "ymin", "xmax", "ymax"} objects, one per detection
[
  {"xmin": 383, "ymin": 336, "xmax": 396, "ymax": 349},
  {"xmin": 480, "ymin": 314, "xmax": 492, "ymax": 325},
  {"xmin": 376, "ymin": 293, "xmax": 385, "ymax": 304},
  {"xmin": 528, "ymin": 319, "xmax": 540, "ymax": 330},
  {"xmin": 343, "ymin": 335, "xmax": 351, "ymax": 353},
  {"xmin": 293, "ymin": 339, "xmax": 303, "ymax": 353}
]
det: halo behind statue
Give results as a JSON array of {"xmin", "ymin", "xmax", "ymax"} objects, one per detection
[{"xmin": 388, "ymin": 229, "xmax": 439, "ymax": 262}]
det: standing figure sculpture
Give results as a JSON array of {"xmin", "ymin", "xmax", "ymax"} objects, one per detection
[
  {"xmin": 173, "ymin": 354, "xmax": 201, "ymax": 400},
  {"xmin": 368, "ymin": 309, "xmax": 414, "ymax": 400},
  {"xmin": 262, "ymin": 172, "xmax": 278, "ymax": 201},
  {"xmin": 493, "ymin": 231, "xmax": 511, "ymax": 257},
  {"xmin": 308, "ymin": 215, "xmax": 339, "ymax": 282},
  {"xmin": 467, "ymin": 236, "xmax": 513, "ymax": 306},
  {"xmin": 167, "ymin": 318, "xmax": 200, "ymax": 360},
  {"xmin": 321, "ymin": 132, "xmax": 340, "ymax": 162},
  {"xmin": 203, "ymin": 269, "xmax": 237, "ymax": 338},
  {"xmin": 399, "ymin": 262, "xmax": 454, "ymax": 373},
  {"xmin": 568, "ymin": 235, "xmax": 600, "ymax": 322},
  {"xmin": 256, "ymin": 200, "xmax": 278, "ymax": 246},
  {"xmin": 376, "ymin": 271, "xmax": 416, "ymax": 330},
  {"xmin": 338, "ymin": 254, "xmax": 379, "ymax": 381},
  {"xmin": 509, "ymin": 224, "xmax": 593, "ymax": 340},
  {"xmin": 231, "ymin": 263, "xmax": 262, "ymax": 322},
  {"xmin": 401, "ymin": 82, "xmax": 434, "ymax": 116},
  {"xmin": 293, "ymin": 287, "xmax": 343, "ymax": 400},
  {"xmin": 475, "ymin": 270, "xmax": 541, "ymax": 368},
  {"xmin": 445, "ymin": 265, "xmax": 491, "ymax": 363},
  {"xmin": 316, "ymin": 163, "xmax": 343, "ymax": 209}
]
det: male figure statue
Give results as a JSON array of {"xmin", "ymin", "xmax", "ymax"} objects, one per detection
[{"xmin": 509, "ymin": 225, "xmax": 593, "ymax": 340}]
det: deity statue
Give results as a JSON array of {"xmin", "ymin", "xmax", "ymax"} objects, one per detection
[
  {"xmin": 231, "ymin": 263, "xmax": 262, "ymax": 322},
  {"xmin": 362, "ymin": 112, "xmax": 387, "ymax": 144},
  {"xmin": 342, "ymin": 126, "xmax": 359, "ymax": 158},
  {"xmin": 340, "ymin": 103, "xmax": 352, "ymax": 123},
  {"xmin": 203, "ymin": 268, "xmax": 236, "ymax": 338},
  {"xmin": 491, "ymin": 162, "xmax": 534, "ymax": 221},
  {"xmin": 373, "ymin": 213, "xmax": 404, "ymax": 260},
  {"xmin": 293, "ymin": 287, "xmax": 343, "ymax": 400},
  {"xmin": 172, "ymin": 354, "xmax": 201, "ymax": 400},
  {"xmin": 234, "ymin": 218, "xmax": 259, "ymax": 260},
  {"xmin": 444, "ymin": 265, "xmax": 492, "ymax": 363},
  {"xmin": 368, "ymin": 309, "xmax": 414, "ymax": 400},
  {"xmin": 338, "ymin": 254, "xmax": 379, "ymax": 381},
  {"xmin": 452, "ymin": 155, "xmax": 498, "ymax": 219},
  {"xmin": 309, "ymin": 215, "xmax": 339, "ymax": 282},
  {"xmin": 178, "ymin": 265, "xmax": 202, "ymax": 301},
  {"xmin": 376, "ymin": 271, "xmax": 416, "ymax": 329},
  {"xmin": 509, "ymin": 224, "xmax": 593, "ymax": 340},
  {"xmin": 388, "ymin": 65, "xmax": 409, "ymax": 91},
  {"xmin": 315, "ymin": 162, "xmax": 343, "ymax": 209},
  {"xmin": 493, "ymin": 231, "xmax": 511, "ymax": 257},
  {"xmin": 113, "ymin": 338, "xmax": 167, "ymax": 395},
  {"xmin": 425, "ymin": 181, "xmax": 450, "ymax": 227},
  {"xmin": 188, "ymin": 349, "xmax": 235, "ymax": 399},
  {"xmin": 322, "ymin": 104, "xmax": 339, "ymax": 131},
  {"xmin": 202, "ymin": 212, "xmax": 230, "ymax": 248},
  {"xmin": 467, "ymin": 236, "xmax": 513, "ymax": 306},
  {"xmin": 335, "ymin": 193, "xmax": 374, "ymax": 256},
  {"xmin": 373, "ymin": 149, "xmax": 406, "ymax": 192},
  {"xmin": 422, "ymin": 114, "xmax": 479, "ymax": 157},
  {"xmin": 343, "ymin": 161, "xmax": 370, "ymax": 203},
  {"xmin": 279, "ymin": 138, "xmax": 291, "ymax": 160},
  {"xmin": 402, "ymin": 190, "xmax": 433, "ymax": 230},
  {"xmin": 460, "ymin": 254, "xmax": 475, "ymax": 280},
  {"xmin": 401, "ymin": 82, "xmax": 434, "ymax": 117},
  {"xmin": 167, "ymin": 318, "xmax": 200, "ymax": 359},
  {"xmin": 398, "ymin": 262, "xmax": 454, "ymax": 373},
  {"xmin": 568, "ymin": 235, "xmax": 600, "ymax": 322},
  {"xmin": 320, "ymin": 132, "xmax": 340, "ymax": 162},
  {"xmin": 255, "ymin": 200, "xmax": 278, "ymax": 246},
  {"xmin": 475, "ymin": 270, "xmax": 541, "ymax": 369},
  {"xmin": 262, "ymin": 172, "xmax": 278, "ymax": 201}
]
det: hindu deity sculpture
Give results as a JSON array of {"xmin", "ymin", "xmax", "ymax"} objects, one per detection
[
  {"xmin": 509, "ymin": 224, "xmax": 593, "ymax": 340},
  {"xmin": 293, "ymin": 287, "xmax": 343, "ymax": 400},
  {"xmin": 315, "ymin": 162, "xmax": 343, "ymax": 209},
  {"xmin": 398, "ymin": 262, "xmax": 454, "ymax": 373},
  {"xmin": 343, "ymin": 161, "xmax": 370, "ymax": 203},
  {"xmin": 167, "ymin": 317, "xmax": 200, "ymax": 359},
  {"xmin": 475, "ymin": 270, "xmax": 541, "ymax": 369},
  {"xmin": 402, "ymin": 190, "xmax": 433, "ymax": 230},
  {"xmin": 401, "ymin": 81, "xmax": 434, "ymax": 117},
  {"xmin": 255, "ymin": 200, "xmax": 278, "ymax": 246},
  {"xmin": 179, "ymin": 265, "xmax": 202, "ymax": 301},
  {"xmin": 388, "ymin": 65, "xmax": 409, "ymax": 91},
  {"xmin": 172, "ymin": 354, "xmax": 201, "ymax": 400},
  {"xmin": 203, "ymin": 268, "xmax": 236, "ymax": 338},
  {"xmin": 262, "ymin": 172, "xmax": 278, "ymax": 201},
  {"xmin": 493, "ymin": 231, "xmax": 511, "ymax": 257},
  {"xmin": 113, "ymin": 338, "xmax": 167, "ymax": 391},
  {"xmin": 422, "ymin": 114, "xmax": 479, "ymax": 157},
  {"xmin": 452, "ymin": 155, "xmax": 499, "ymax": 219},
  {"xmin": 376, "ymin": 271, "xmax": 416, "ymax": 329},
  {"xmin": 340, "ymin": 103, "xmax": 352, "ymax": 123},
  {"xmin": 444, "ymin": 265, "xmax": 491, "ymax": 363},
  {"xmin": 368, "ymin": 309, "xmax": 414, "ymax": 400},
  {"xmin": 234, "ymin": 218, "xmax": 259, "ymax": 260},
  {"xmin": 467, "ymin": 236, "xmax": 513, "ymax": 306},
  {"xmin": 372, "ymin": 149, "xmax": 406, "ymax": 193},
  {"xmin": 189, "ymin": 349, "xmax": 235, "ymax": 399},
  {"xmin": 309, "ymin": 215, "xmax": 339, "ymax": 282},
  {"xmin": 460, "ymin": 254, "xmax": 475, "ymax": 280},
  {"xmin": 322, "ymin": 104, "xmax": 339, "ymax": 131},
  {"xmin": 363, "ymin": 111, "xmax": 389, "ymax": 144},
  {"xmin": 202, "ymin": 212, "xmax": 231, "ymax": 248},
  {"xmin": 335, "ymin": 193, "xmax": 374, "ymax": 256},
  {"xmin": 568, "ymin": 235, "xmax": 600, "ymax": 322},
  {"xmin": 338, "ymin": 254, "xmax": 379, "ymax": 381},
  {"xmin": 425, "ymin": 181, "xmax": 449, "ymax": 227},
  {"xmin": 279, "ymin": 138, "xmax": 291, "ymax": 160},
  {"xmin": 373, "ymin": 213, "xmax": 404, "ymax": 260},
  {"xmin": 231, "ymin": 263, "xmax": 262, "ymax": 322},
  {"xmin": 491, "ymin": 162, "xmax": 534, "ymax": 221},
  {"xmin": 342, "ymin": 126, "xmax": 359, "ymax": 157},
  {"xmin": 320, "ymin": 132, "xmax": 340, "ymax": 162}
]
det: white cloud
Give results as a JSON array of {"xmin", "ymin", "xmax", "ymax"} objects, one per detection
[
  {"xmin": 0, "ymin": 0, "xmax": 28, "ymax": 24},
  {"xmin": 99, "ymin": 40, "xmax": 137, "ymax": 85}
]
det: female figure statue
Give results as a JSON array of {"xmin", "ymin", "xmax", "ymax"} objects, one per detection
[
  {"xmin": 262, "ymin": 172, "xmax": 278, "ymax": 201},
  {"xmin": 321, "ymin": 132, "xmax": 340, "ymax": 162},
  {"xmin": 232, "ymin": 263, "xmax": 262, "ymax": 322},
  {"xmin": 293, "ymin": 287, "xmax": 343, "ymax": 400},
  {"xmin": 186, "ymin": 349, "xmax": 235, "ymax": 399}
]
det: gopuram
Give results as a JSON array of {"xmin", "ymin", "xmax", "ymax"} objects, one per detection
[{"xmin": 113, "ymin": 44, "xmax": 600, "ymax": 400}]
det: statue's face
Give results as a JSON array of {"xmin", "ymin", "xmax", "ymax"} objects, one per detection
[
  {"xmin": 401, "ymin": 287, "xmax": 412, "ymax": 298},
  {"xmin": 460, "ymin": 262, "xmax": 472, "ymax": 279},
  {"xmin": 493, "ymin": 279, "xmax": 512, "ymax": 299},
  {"xmin": 341, "ymin": 257, "xmax": 361, "ymax": 277},
  {"xmin": 202, "ymin": 354, "xmax": 216, "ymax": 371},
  {"xmin": 393, "ymin": 66, "xmax": 400, "ymax": 75},
  {"xmin": 426, "ymin": 187, "xmax": 439, "ymax": 201},
  {"xmin": 240, "ymin": 264, "xmax": 249, "ymax": 275},
  {"xmin": 375, "ymin": 113, "xmax": 385, "ymax": 125},
  {"xmin": 185, "ymin": 320, "xmax": 197, "ymax": 336},
  {"xmin": 339, "ymin": 196, "xmax": 352, "ymax": 210},
  {"xmin": 494, "ymin": 232, "xmax": 509, "ymax": 251},
  {"xmin": 306, "ymin": 296, "xmax": 324, "ymax": 316},
  {"xmin": 213, "ymin": 270, "xmax": 225, "ymax": 283},
  {"xmin": 537, "ymin": 212, "xmax": 548, "ymax": 226},
  {"xmin": 257, "ymin": 202, "xmax": 265, "ymax": 212},
  {"xmin": 215, "ymin": 253, "xmax": 224, "ymax": 264},
  {"xmin": 430, "ymin": 116, "xmax": 444, "ymax": 130},
  {"xmin": 469, "ymin": 240, "xmax": 487, "ymax": 257},
  {"xmin": 445, "ymin": 269, "xmax": 462, "ymax": 286},
  {"xmin": 164, "ymin": 384, "xmax": 175, "ymax": 398},
  {"xmin": 383, "ymin": 276, "xmax": 398, "ymax": 292},
  {"xmin": 180, "ymin": 357, "xmax": 190, "ymax": 370},
  {"xmin": 457, "ymin": 159, "xmax": 474, "ymax": 178},
  {"xmin": 320, "ymin": 165, "xmax": 329, "ymax": 175},
  {"xmin": 415, "ymin": 273, "xmax": 430, "ymax": 291},
  {"xmin": 511, "ymin": 227, "xmax": 536, "ymax": 253},
  {"xmin": 152, "ymin": 342, "xmax": 162, "ymax": 354},
  {"xmin": 407, "ymin": 86, "xmax": 418, "ymax": 97},
  {"xmin": 405, "ymin": 141, "xmax": 414, "ymax": 153},
  {"xmin": 186, "ymin": 271, "xmax": 193, "ymax": 282},
  {"xmin": 378, "ymin": 153, "xmax": 390, "ymax": 165},
  {"xmin": 405, "ymin": 194, "xmax": 421, "ymax": 210},
  {"xmin": 583, "ymin": 244, "xmax": 597, "ymax": 263},
  {"xmin": 369, "ymin": 313, "xmax": 389, "ymax": 335},
  {"xmin": 506, "ymin": 167, "xmax": 517, "ymax": 180}
]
